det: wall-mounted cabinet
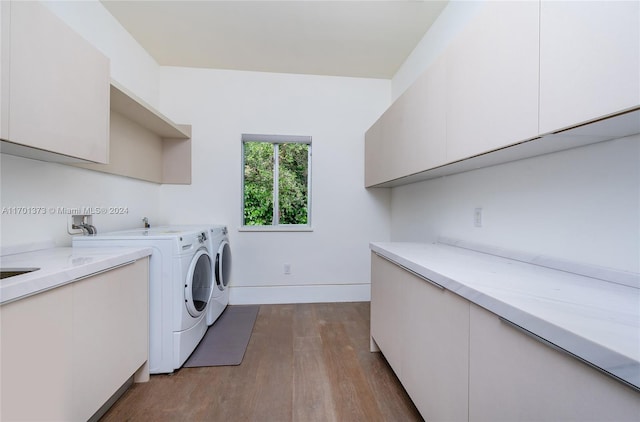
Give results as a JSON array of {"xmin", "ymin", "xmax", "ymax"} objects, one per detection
[
  {"xmin": 539, "ymin": 0, "xmax": 640, "ymax": 134},
  {"xmin": 365, "ymin": 55, "xmax": 447, "ymax": 187},
  {"xmin": 0, "ymin": 0, "xmax": 110, "ymax": 163},
  {"xmin": 445, "ymin": 0, "xmax": 539, "ymax": 162},
  {"xmin": 73, "ymin": 82, "xmax": 192, "ymax": 184},
  {"xmin": 365, "ymin": 0, "xmax": 640, "ymax": 188}
]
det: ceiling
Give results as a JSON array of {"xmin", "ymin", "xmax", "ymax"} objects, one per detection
[{"xmin": 100, "ymin": 0, "xmax": 448, "ymax": 79}]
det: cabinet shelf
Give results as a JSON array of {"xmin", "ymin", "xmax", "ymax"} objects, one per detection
[
  {"xmin": 74, "ymin": 81, "xmax": 192, "ymax": 185},
  {"xmin": 109, "ymin": 81, "xmax": 190, "ymax": 139}
]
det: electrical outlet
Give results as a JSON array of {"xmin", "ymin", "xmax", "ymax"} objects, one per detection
[
  {"xmin": 284, "ymin": 263, "xmax": 291, "ymax": 275},
  {"xmin": 474, "ymin": 208, "xmax": 482, "ymax": 228}
]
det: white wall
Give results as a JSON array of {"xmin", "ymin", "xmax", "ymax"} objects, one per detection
[
  {"xmin": 42, "ymin": 0, "xmax": 160, "ymax": 107},
  {"xmin": 158, "ymin": 67, "xmax": 391, "ymax": 303},
  {"xmin": 391, "ymin": 136, "xmax": 640, "ymax": 273},
  {"xmin": 388, "ymin": 0, "xmax": 639, "ymax": 274},
  {"xmin": 1, "ymin": 0, "xmax": 162, "ymax": 249},
  {"xmin": 0, "ymin": 156, "xmax": 163, "ymax": 248}
]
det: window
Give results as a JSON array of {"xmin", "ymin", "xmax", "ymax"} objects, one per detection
[{"xmin": 242, "ymin": 134, "xmax": 311, "ymax": 228}]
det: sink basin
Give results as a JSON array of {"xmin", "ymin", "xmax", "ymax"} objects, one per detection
[{"xmin": 0, "ymin": 268, "xmax": 39, "ymax": 279}]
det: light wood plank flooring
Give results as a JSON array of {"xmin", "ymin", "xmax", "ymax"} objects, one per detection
[{"xmin": 101, "ymin": 302, "xmax": 422, "ymax": 422}]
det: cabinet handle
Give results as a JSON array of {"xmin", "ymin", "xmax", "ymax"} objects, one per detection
[
  {"xmin": 498, "ymin": 317, "xmax": 565, "ymax": 353},
  {"xmin": 72, "ymin": 260, "xmax": 136, "ymax": 283},
  {"xmin": 374, "ymin": 252, "xmax": 445, "ymax": 290},
  {"xmin": 2, "ymin": 260, "xmax": 139, "ymax": 305}
]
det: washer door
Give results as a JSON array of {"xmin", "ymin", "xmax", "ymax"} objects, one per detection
[
  {"xmin": 215, "ymin": 240, "xmax": 231, "ymax": 291},
  {"xmin": 185, "ymin": 248, "xmax": 213, "ymax": 317}
]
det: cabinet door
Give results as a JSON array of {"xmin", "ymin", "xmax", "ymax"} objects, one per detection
[
  {"xmin": 469, "ymin": 303, "xmax": 640, "ymax": 422},
  {"xmin": 5, "ymin": 1, "xmax": 109, "ymax": 163},
  {"xmin": 72, "ymin": 259, "xmax": 149, "ymax": 421},
  {"xmin": 402, "ymin": 268, "xmax": 469, "ymax": 421},
  {"xmin": 0, "ymin": 284, "xmax": 74, "ymax": 421},
  {"xmin": 371, "ymin": 253, "xmax": 404, "ymax": 377},
  {"xmin": 370, "ymin": 253, "xmax": 405, "ymax": 376},
  {"xmin": 539, "ymin": 1, "xmax": 640, "ymax": 134},
  {"xmin": 365, "ymin": 113, "xmax": 393, "ymax": 187},
  {"xmin": 392, "ymin": 54, "xmax": 447, "ymax": 180},
  {"xmin": 364, "ymin": 55, "xmax": 447, "ymax": 187},
  {"xmin": 446, "ymin": 1, "xmax": 539, "ymax": 162}
]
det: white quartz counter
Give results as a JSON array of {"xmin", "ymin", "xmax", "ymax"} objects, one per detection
[
  {"xmin": 0, "ymin": 246, "xmax": 152, "ymax": 305},
  {"xmin": 370, "ymin": 241, "xmax": 640, "ymax": 391}
]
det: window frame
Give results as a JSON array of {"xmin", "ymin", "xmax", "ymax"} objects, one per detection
[{"xmin": 240, "ymin": 134, "xmax": 312, "ymax": 232}]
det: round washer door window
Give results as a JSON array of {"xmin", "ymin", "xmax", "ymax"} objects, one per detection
[
  {"xmin": 215, "ymin": 240, "xmax": 231, "ymax": 291},
  {"xmin": 185, "ymin": 249, "xmax": 213, "ymax": 317}
]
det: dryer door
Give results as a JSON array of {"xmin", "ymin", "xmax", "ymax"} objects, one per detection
[
  {"xmin": 185, "ymin": 249, "xmax": 213, "ymax": 317},
  {"xmin": 215, "ymin": 240, "xmax": 231, "ymax": 291}
]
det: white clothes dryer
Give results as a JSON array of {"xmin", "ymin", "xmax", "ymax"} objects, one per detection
[
  {"xmin": 73, "ymin": 225, "xmax": 218, "ymax": 374},
  {"xmin": 206, "ymin": 225, "xmax": 231, "ymax": 326}
]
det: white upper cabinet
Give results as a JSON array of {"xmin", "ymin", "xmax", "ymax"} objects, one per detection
[
  {"xmin": 364, "ymin": 55, "xmax": 447, "ymax": 187},
  {"xmin": 364, "ymin": 105, "xmax": 394, "ymax": 187},
  {"xmin": 539, "ymin": 1, "xmax": 640, "ymax": 134},
  {"xmin": 392, "ymin": 55, "xmax": 447, "ymax": 180},
  {"xmin": 445, "ymin": 1, "xmax": 540, "ymax": 162},
  {"xmin": 364, "ymin": 0, "xmax": 640, "ymax": 188},
  {"xmin": 0, "ymin": 1, "xmax": 110, "ymax": 163}
]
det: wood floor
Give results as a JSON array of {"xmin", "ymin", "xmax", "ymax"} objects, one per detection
[{"xmin": 101, "ymin": 302, "xmax": 423, "ymax": 422}]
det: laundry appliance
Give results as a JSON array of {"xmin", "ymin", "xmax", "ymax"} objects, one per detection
[
  {"xmin": 73, "ymin": 225, "xmax": 231, "ymax": 374},
  {"xmin": 206, "ymin": 225, "xmax": 231, "ymax": 325}
]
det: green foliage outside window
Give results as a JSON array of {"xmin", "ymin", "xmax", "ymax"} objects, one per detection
[
  {"xmin": 243, "ymin": 141, "xmax": 309, "ymax": 226},
  {"xmin": 243, "ymin": 142, "xmax": 274, "ymax": 225}
]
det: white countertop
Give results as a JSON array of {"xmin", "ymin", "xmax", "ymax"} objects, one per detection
[
  {"xmin": 0, "ymin": 246, "xmax": 152, "ymax": 305},
  {"xmin": 370, "ymin": 241, "xmax": 640, "ymax": 391}
]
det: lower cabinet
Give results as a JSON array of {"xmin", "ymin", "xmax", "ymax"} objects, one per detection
[
  {"xmin": 0, "ymin": 258, "xmax": 149, "ymax": 421},
  {"xmin": 402, "ymin": 260, "xmax": 469, "ymax": 421},
  {"xmin": 371, "ymin": 252, "xmax": 640, "ymax": 421},
  {"xmin": 370, "ymin": 252, "xmax": 405, "ymax": 375},
  {"xmin": 0, "ymin": 283, "xmax": 74, "ymax": 420},
  {"xmin": 72, "ymin": 258, "xmax": 149, "ymax": 421},
  {"xmin": 371, "ymin": 253, "xmax": 469, "ymax": 421},
  {"xmin": 468, "ymin": 303, "xmax": 640, "ymax": 422}
]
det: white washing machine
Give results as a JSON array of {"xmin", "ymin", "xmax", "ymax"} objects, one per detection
[{"xmin": 73, "ymin": 224, "xmax": 230, "ymax": 374}]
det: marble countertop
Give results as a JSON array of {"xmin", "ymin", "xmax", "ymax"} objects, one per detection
[
  {"xmin": 370, "ymin": 241, "xmax": 640, "ymax": 391},
  {"xmin": 0, "ymin": 246, "xmax": 152, "ymax": 305}
]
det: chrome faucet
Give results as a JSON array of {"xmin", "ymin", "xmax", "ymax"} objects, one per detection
[{"xmin": 74, "ymin": 223, "xmax": 97, "ymax": 235}]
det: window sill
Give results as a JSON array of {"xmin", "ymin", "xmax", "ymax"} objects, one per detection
[{"xmin": 238, "ymin": 225, "xmax": 313, "ymax": 233}]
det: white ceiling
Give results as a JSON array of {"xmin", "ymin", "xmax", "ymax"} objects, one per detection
[{"xmin": 100, "ymin": 0, "xmax": 448, "ymax": 79}]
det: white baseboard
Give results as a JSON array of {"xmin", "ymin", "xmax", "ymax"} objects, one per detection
[{"xmin": 228, "ymin": 283, "xmax": 371, "ymax": 305}]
